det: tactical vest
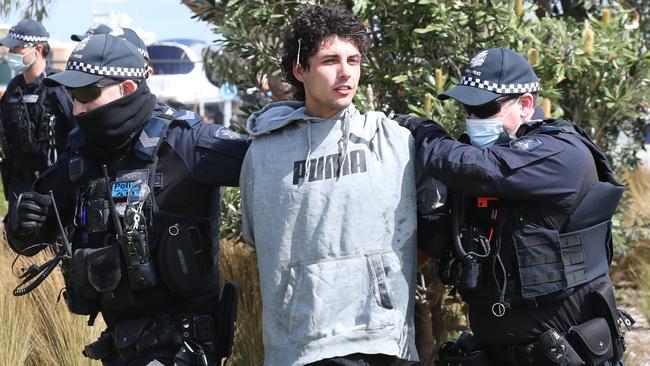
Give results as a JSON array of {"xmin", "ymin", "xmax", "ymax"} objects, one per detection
[
  {"xmin": 441, "ymin": 119, "xmax": 623, "ymax": 314},
  {"xmin": 1, "ymin": 77, "xmax": 60, "ymax": 167},
  {"xmin": 61, "ymin": 112, "xmax": 222, "ymax": 324}
]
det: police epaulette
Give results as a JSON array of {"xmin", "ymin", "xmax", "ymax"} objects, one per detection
[
  {"xmin": 538, "ymin": 125, "xmax": 562, "ymax": 134},
  {"xmin": 133, "ymin": 116, "xmax": 172, "ymax": 161},
  {"xmin": 170, "ymin": 110, "xmax": 202, "ymax": 129}
]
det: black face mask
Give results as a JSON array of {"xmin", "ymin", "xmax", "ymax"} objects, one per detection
[{"xmin": 76, "ymin": 82, "xmax": 156, "ymax": 160}]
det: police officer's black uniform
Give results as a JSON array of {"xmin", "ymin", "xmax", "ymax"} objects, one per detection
[
  {"xmin": 401, "ymin": 48, "xmax": 632, "ymax": 366},
  {"xmin": 0, "ymin": 20, "xmax": 74, "ymax": 207},
  {"xmin": 6, "ymin": 35, "xmax": 248, "ymax": 366}
]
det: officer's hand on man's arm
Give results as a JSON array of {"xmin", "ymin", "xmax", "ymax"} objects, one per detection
[
  {"xmin": 8, "ymin": 192, "xmax": 52, "ymax": 255},
  {"xmin": 393, "ymin": 114, "xmax": 435, "ymax": 134},
  {"xmin": 394, "ymin": 114, "xmax": 453, "ymax": 144}
]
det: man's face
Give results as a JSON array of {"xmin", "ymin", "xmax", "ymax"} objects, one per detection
[
  {"xmin": 465, "ymin": 94, "xmax": 535, "ymax": 136},
  {"xmin": 294, "ymin": 35, "xmax": 361, "ymax": 118},
  {"xmin": 70, "ymin": 81, "xmax": 124, "ymax": 116},
  {"xmin": 9, "ymin": 44, "xmax": 39, "ymax": 67}
]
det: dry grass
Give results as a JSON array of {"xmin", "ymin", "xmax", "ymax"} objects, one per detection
[
  {"xmin": 0, "ymin": 241, "xmax": 104, "ymax": 366},
  {"xmin": 219, "ymin": 240, "xmax": 264, "ymax": 365},
  {"xmin": 620, "ymin": 168, "xmax": 650, "ymax": 321},
  {"xmin": 0, "ymin": 235, "xmax": 264, "ymax": 366},
  {"xmin": 614, "ymin": 167, "xmax": 650, "ymax": 282}
]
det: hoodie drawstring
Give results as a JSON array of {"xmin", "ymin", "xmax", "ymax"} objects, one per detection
[
  {"xmin": 338, "ymin": 110, "xmax": 351, "ymax": 180},
  {"xmin": 304, "ymin": 120, "xmax": 313, "ymax": 182}
]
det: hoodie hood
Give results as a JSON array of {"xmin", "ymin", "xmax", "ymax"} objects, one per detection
[{"xmin": 245, "ymin": 101, "xmax": 353, "ymax": 136}]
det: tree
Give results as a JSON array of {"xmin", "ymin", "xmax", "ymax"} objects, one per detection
[
  {"xmin": 185, "ymin": 0, "xmax": 649, "ymax": 169},
  {"xmin": 0, "ymin": 0, "xmax": 52, "ymax": 21}
]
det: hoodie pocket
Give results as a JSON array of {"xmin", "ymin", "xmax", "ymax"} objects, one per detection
[{"xmin": 286, "ymin": 252, "xmax": 398, "ymax": 345}]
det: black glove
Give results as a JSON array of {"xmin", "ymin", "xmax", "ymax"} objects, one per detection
[
  {"xmin": 11, "ymin": 191, "xmax": 52, "ymax": 238},
  {"xmin": 393, "ymin": 114, "xmax": 434, "ymax": 134}
]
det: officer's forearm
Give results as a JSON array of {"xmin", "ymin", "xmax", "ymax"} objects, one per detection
[{"xmin": 415, "ymin": 130, "xmax": 505, "ymax": 197}]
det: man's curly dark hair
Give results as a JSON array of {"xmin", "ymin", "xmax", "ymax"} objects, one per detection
[{"xmin": 281, "ymin": 5, "xmax": 369, "ymax": 101}]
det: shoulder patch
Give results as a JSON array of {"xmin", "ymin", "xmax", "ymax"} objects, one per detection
[
  {"xmin": 510, "ymin": 136, "xmax": 543, "ymax": 151},
  {"xmin": 213, "ymin": 126, "xmax": 245, "ymax": 141}
]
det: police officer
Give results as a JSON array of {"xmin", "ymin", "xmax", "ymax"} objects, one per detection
[
  {"xmin": 0, "ymin": 19, "xmax": 74, "ymax": 211},
  {"xmin": 6, "ymin": 34, "xmax": 248, "ymax": 365},
  {"xmin": 398, "ymin": 48, "xmax": 632, "ymax": 365},
  {"xmin": 71, "ymin": 25, "xmax": 174, "ymax": 115}
]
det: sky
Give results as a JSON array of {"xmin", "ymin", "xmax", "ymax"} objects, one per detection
[{"xmin": 1, "ymin": 0, "xmax": 218, "ymax": 45}]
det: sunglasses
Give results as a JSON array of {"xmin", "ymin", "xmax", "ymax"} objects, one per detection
[
  {"xmin": 66, "ymin": 79, "xmax": 122, "ymax": 104},
  {"xmin": 463, "ymin": 95, "xmax": 520, "ymax": 119}
]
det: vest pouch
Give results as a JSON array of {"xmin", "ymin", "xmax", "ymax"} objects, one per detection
[
  {"xmin": 61, "ymin": 260, "xmax": 100, "ymax": 316},
  {"xmin": 568, "ymin": 317, "xmax": 613, "ymax": 365},
  {"xmin": 112, "ymin": 316, "xmax": 151, "ymax": 362},
  {"xmin": 84, "ymin": 245, "xmax": 122, "ymax": 293},
  {"xmin": 157, "ymin": 223, "xmax": 203, "ymax": 294},
  {"xmin": 513, "ymin": 225, "xmax": 566, "ymax": 299},
  {"xmin": 589, "ymin": 281, "xmax": 628, "ymax": 362}
]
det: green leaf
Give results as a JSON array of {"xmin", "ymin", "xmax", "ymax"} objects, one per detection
[
  {"xmin": 414, "ymin": 24, "xmax": 439, "ymax": 34},
  {"xmin": 392, "ymin": 75, "xmax": 409, "ymax": 84}
]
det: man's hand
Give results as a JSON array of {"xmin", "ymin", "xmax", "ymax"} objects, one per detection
[
  {"xmin": 393, "ymin": 114, "xmax": 434, "ymax": 134},
  {"xmin": 11, "ymin": 191, "xmax": 51, "ymax": 238}
]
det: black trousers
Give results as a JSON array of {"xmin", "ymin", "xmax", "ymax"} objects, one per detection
[{"xmin": 307, "ymin": 353, "xmax": 397, "ymax": 366}]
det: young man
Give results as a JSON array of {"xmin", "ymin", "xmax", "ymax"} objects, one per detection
[
  {"xmin": 240, "ymin": 5, "xmax": 422, "ymax": 366},
  {"xmin": 0, "ymin": 19, "xmax": 74, "ymax": 211},
  {"xmin": 398, "ymin": 48, "xmax": 629, "ymax": 366}
]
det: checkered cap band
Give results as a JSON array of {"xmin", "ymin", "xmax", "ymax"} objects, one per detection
[
  {"xmin": 8, "ymin": 31, "xmax": 48, "ymax": 43},
  {"xmin": 138, "ymin": 48, "xmax": 149, "ymax": 59},
  {"xmin": 65, "ymin": 60, "xmax": 147, "ymax": 78},
  {"xmin": 461, "ymin": 76, "xmax": 539, "ymax": 94}
]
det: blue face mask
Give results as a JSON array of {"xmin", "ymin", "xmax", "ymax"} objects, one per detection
[
  {"xmin": 465, "ymin": 97, "xmax": 521, "ymax": 148},
  {"xmin": 466, "ymin": 118, "xmax": 506, "ymax": 148},
  {"xmin": 6, "ymin": 48, "xmax": 35, "ymax": 74}
]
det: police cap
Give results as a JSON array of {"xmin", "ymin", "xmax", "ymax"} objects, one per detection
[
  {"xmin": 440, "ymin": 47, "xmax": 539, "ymax": 106},
  {"xmin": 0, "ymin": 19, "xmax": 49, "ymax": 48},
  {"xmin": 71, "ymin": 25, "xmax": 149, "ymax": 62},
  {"xmin": 70, "ymin": 24, "xmax": 114, "ymax": 42},
  {"xmin": 44, "ymin": 34, "xmax": 147, "ymax": 88},
  {"xmin": 112, "ymin": 27, "xmax": 150, "ymax": 62}
]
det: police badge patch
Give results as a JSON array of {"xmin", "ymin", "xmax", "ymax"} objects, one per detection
[
  {"xmin": 469, "ymin": 50, "xmax": 489, "ymax": 68},
  {"xmin": 510, "ymin": 137, "xmax": 543, "ymax": 151},
  {"xmin": 213, "ymin": 127, "xmax": 244, "ymax": 140}
]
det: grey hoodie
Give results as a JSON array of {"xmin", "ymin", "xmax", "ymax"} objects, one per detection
[{"xmin": 240, "ymin": 101, "xmax": 419, "ymax": 365}]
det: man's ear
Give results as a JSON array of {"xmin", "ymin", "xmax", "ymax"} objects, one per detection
[
  {"xmin": 121, "ymin": 79, "xmax": 139, "ymax": 95},
  {"xmin": 520, "ymin": 93, "xmax": 536, "ymax": 120},
  {"xmin": 34, "ymin": 44, "xmax": 44, "ymax": 58},
  {"xmin": 293, "ymin": 62, "xmax": 305, "ymax": 83}
]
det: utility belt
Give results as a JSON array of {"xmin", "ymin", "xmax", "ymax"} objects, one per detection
[
  {"xmin": 437, "ymin": 281, "xmax": 635, "ymax": 366},
  {"xmin": 83, "ymin": 282, "xmax": 239, "ymax": 365}
]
